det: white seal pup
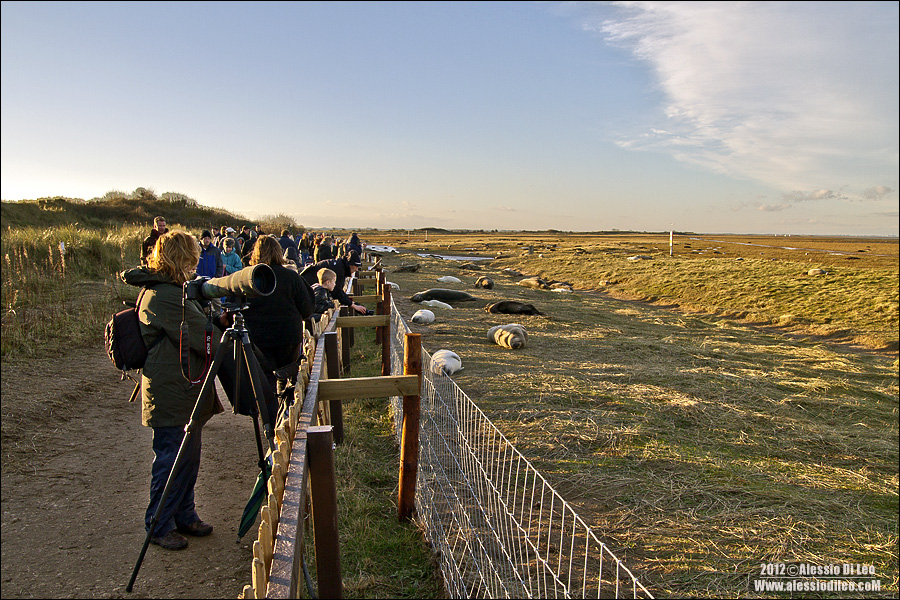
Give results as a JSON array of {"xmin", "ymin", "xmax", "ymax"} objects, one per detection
[
  {"xmin": 411, "ymin": 309, "xmax": 435, "ymax": 324},
  {"xmin": 487, "ymin": 324, "xmax": 528, "ymax": 349},
  {"xmin": 420, "ymin": 299, "xmax": 453, "ymax": 310},
  {"xmin": 431, "ymin": 349, "xmax": 463, "ymax": 375},
  {"xmin": 437, "ymin": 275, "xmax": 463, "ymax": 284}
]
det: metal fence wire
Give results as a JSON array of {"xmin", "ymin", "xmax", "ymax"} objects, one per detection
[{"xmin": 388, "ymin": 301, "xmax": 654, "ymax": 599}]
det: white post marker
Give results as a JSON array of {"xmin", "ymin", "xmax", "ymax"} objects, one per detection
[{"xmin": 670, "ymin": 229, "xmax": 673, "ymax": 257}]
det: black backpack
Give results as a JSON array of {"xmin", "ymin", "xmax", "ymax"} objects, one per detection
[{"xmin": 105, "ymin": 287, "xmax": 164, "ymax": 373}]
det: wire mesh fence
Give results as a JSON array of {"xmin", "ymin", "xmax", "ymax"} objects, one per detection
[{"xmin": 388, "ymin": 301, "xmax": 653, "ymax": 599}]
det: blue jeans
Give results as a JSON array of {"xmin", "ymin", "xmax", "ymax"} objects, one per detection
[{"xmin": 145, "ymin": 426, "xmax": 202, "ymax": 536}]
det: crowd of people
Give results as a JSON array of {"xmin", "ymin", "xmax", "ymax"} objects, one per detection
[
  {"xmin": 140, "ymin": 217, "xmax": 365, "ymax": 275},
  {"xmin": 126, "ymin": 215, "xmax": 369, "ymax": 551}
]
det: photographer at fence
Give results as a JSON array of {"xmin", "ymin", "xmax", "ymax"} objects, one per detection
[
  {"xmin": 121, "ymin": 230, "xmax": 223, "ymax": 551},
  {"xmin": 242, "ymin": 235, "xmax": 316, "ymax": 396},
  {"xmin": 300, "ymin": 250, "xmax": 369, "ymax": 314}
]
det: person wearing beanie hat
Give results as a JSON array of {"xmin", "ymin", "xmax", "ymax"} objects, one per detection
[{"xmin": 197, "ymin": 230, "xmax": 224, "ymax": 278}]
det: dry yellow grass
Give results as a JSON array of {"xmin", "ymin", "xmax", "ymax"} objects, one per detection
[{"xmin": 357, "ymin": 231, "xmax": 898, "ymax": 598}]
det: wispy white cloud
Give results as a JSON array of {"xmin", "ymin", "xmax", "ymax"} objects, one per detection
[{"xmin": 587, "ymin": 1, "xmax": 899, "ymax": 201}]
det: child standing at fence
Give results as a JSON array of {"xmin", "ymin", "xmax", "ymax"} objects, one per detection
[{"xmin": 310, "ymin": 268, "xmax": 337, "ymax": 322}]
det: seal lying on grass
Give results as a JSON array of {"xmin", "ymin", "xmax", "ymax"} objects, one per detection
[
  {"xmin": 474, "ymin": 276, "xmax": 494, "ymax": 289},
  {"xmin": 485, "ymin": 300, "xmax": 544, "ymax": 316},
  {"xmin": 430, "ymin": 350, "xmax": 463, "ymax": 375},
  {"xmin": 420, "ymin": 299, "xmax": 453, "ymax": 310},
  {"xmin": 411, "ymin": 309, "xmax": 435, "ymax": 324},
  {"xmin": 487, "ymin": 324, "xmax": 528, "ymax": 349},
  {"xmin": 410, "ymin": 288, "xmax": 479, "ymax": 303},
  {"xmin": 393, "ymin": 264, "xmax": 420, "ymax": 273}
]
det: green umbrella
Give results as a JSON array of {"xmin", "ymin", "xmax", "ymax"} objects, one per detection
[
  {"xmin": 238, "ymin": 455, "xmax": 272, "ymax": 539},
  {"xmin": 237, "ymin": 415, "xmax": 272, "ymax": 540}
]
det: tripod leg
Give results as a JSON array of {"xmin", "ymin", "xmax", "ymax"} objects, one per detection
[
  {"xmin": 231, "ymin": 336, "xmax": 241, "ymax": 414},
  {"xmin": 239, "ymin": 336, "xmax": 277, "ymax": 454},
  {"xmin": 126, "ymin": 336, "xmax": 233, "ymax": 592}
]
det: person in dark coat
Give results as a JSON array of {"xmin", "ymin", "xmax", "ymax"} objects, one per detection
[
  {"xmin": 310, "ymin": 268, "xmax": 337, "ymax": 322},
  {"xmin": 313, "ymin": 235, "xmax": 334, "ymax": 264},
  {"xmin": 243, "ymin": 235, "xmax": 315, "ymax": 394},
  {"xmin": 197, "ymin": 230, "xmax": 225, "ymax": 278},
  {"xmin": 346, "ymin": 232, "xmax": 363, "ymax": 255},
  {"xmin": 296, "ymin": 232, "xmax": 312, "ymax": 266},
  {"xmin": 278, "ymin": 230, "xmax": 300, "ymax": 268},
  {"xmin": 300, "ymin": 251, "xmax": 368, "ymax": 314},
  {"xmin": 121, "ymin": 230, "xmax": 221, "ymax": 551},
  {"xmin": 141, "ymin": 216, "xmax": 167, "ymax": 265}
]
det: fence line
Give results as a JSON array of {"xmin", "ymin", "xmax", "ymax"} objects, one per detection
[
  {"xmin": 388, "ymin": 301, "xmax": 653, "ymax": 599},
  {"xmin": 246, "ymin": 258, "xmax": 652, "ymax": 598}
]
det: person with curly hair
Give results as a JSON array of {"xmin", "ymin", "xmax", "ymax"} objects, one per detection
[{"xmin": 120, "ymin": 231, "xmax": 221, "ymax": 551}]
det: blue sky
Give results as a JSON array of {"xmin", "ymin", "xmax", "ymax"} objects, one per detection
[{"xmin": 2, "ymin": 1, "xmax": 897, "ymax": 235}]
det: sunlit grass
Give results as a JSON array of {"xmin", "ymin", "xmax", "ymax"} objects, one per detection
[
  {"xmin": 367, "ymin": 234, "xmax": 898, "ymax": 598},
  {"xmin": 301, "ymin": 328, "xmax": 445, "ymax": 599}
]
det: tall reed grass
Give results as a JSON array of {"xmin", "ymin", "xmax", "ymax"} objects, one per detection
[{"xmin": 1, "ymin": 224, "xmax": 146, "ymax": 357}]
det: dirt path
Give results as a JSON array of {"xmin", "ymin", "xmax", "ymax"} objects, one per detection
[{"xmin": 1, "ymin": 348, "xmax": 261, "ymax": 599}]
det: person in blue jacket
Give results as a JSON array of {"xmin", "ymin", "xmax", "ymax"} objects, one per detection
[
  {"xmin": 221, "ymin": 238, "xmax": 243, "ymax": 275},
  {"xmin": 197, "ymin": 230, "xmax": 224, "ymax": 278}
]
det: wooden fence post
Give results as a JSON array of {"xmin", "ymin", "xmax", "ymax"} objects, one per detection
[
  {"xmin": 398, "ymin": 333, "xmax": 421, "ymax": 521},
  {"xmin": 339, "ymin": 306, "xmax": 351, "ymax": 375},
  {"xmin": 309, "ymin": 425, "xmax": 342, "ymax": 598},
  {"xmin": 323, "ymin": 332, "xmax": 344, "ymax": 446},
  {"xmin": 374, "ymin": 273, "xmax": 383, "ymax": 345},
  {"xmin": 381, "ymin": 275, "xmax": 391, "ymax": 376}
]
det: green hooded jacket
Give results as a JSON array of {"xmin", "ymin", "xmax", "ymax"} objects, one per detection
[{"xmin": 121, "ymin": 267, "xmax": 221, "ymax": 428}]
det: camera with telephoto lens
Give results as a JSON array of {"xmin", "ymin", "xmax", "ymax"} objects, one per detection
[{"xmin": 183, "ymin": 264, "xmax": 277, "ymax": 304}]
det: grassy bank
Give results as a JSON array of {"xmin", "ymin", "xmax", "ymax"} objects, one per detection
[{"xmin": 365, "ymin": 238, "xmax": 898, "ymax": 598}]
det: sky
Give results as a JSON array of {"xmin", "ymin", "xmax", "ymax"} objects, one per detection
[{"xmin": 2, "ymin": 1, "xmax": 898, "ymax": 236}]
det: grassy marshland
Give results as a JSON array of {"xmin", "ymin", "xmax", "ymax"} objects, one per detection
[{"xmin": 2, "ymin": 197, "xmax": 897, "ymax": 598}]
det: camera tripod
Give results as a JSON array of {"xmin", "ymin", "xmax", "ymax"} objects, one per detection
[{"xmin": 126, "ymin": 301, "xmax": 277, "ymax": 592}]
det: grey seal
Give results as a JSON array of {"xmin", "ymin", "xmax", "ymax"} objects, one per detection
[
  {"xmin": 487, "ymin": 324, "xmax": 528, "ymax": 349},
  {"xmin": 485, "ymin": 300, "xmax": 544, "ymax": 316},
  {"xmin": 410, "ymin": 288, "xmax": 479, "ymax": 303},
  {"xmin": 474, "ymin": 276, "xmax": 494, "ymax": 289}
]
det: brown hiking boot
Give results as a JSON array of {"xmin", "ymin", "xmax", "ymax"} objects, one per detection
[
  {"xmin": 177, "ymin": 520, "xmax": 213, "ymax": 537},
  {"xmin": 150, "ymin": 530, "xmax": 188, "ymax": 550}
]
